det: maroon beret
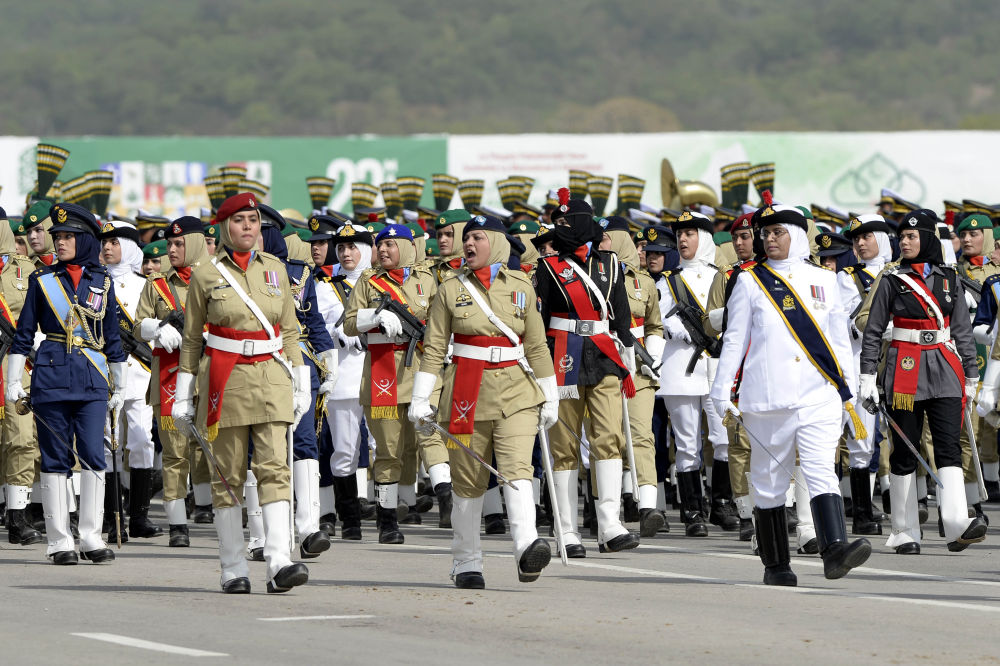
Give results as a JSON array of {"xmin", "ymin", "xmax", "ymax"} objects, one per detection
[{"xmin": 214, "ymin": 192, "xmax": 258, "ymax": 224}]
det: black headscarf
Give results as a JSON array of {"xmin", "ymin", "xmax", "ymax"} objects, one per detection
[
  {"xmin": 551, "ymin": 191, "xmax": 601, "ymax": 254},
  {"xmin": 898, "ymin": 209, "xmax": 942, "ymax": 266}
]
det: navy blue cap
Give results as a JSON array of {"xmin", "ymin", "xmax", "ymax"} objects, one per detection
[
  {"xmin": 375, "ymin": 223, "xmax": 414, "ymax": 244},
  {"xmin": 306, "ymin": 214, "xmax": 344, "ymax": 241},
  {"xmin": 49, "ymin": 202, "xmax": 100, "ymax": 237},
  {"xmin": 165, "ymin": 216, "xmax": 205, "ymax": 239},
  {"xmin": 815, "ymin": 232, "xmax": 852, "ymax": 257},
  {"xmin": 900, "ymin": 209, "xmax": 939, "ymax": 234},
  {"xmin": 599, "ymin": 215, "xmax": 631, "ymax": 233},
  {"xmin": 257, "ymin": 203, "xmax": 286, "ymax": 230},
  {"xmin": 461, "ymin": 214, "xmax": 507, "ymax": 238}
]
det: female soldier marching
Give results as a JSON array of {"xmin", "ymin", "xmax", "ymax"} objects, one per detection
[
  {"xmin": 172, "ymin": 192, "xmax": 312, "ymax": 594},
  {"xmin": 7, "ymin": 203, "xmax": 126, "ymax": 565},
  {"xmin": 408, "ymin": 214, "xmax": 557, "ymax": 588}
]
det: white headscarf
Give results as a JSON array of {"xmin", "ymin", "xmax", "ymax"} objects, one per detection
[
  {"xmin": 105, "ymin": 221, "xmax": 144, "ymax": 278},
  {"xmin": 871, "ymin": 230, "xmax": 893, "ymax": 269},
  {"xmin": 333, "ymin": 225, "xmax": 373, "ymax": 282},
  {"xmin": 680, "ymin": 229, "xmax": 717, "ymax": 268},
  {"xmin": 765, "ymin": 222, "xmax": 811, "ymax": 272}
]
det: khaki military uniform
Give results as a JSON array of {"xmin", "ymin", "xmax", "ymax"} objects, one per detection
[
  {"xmin": 420, "ymin": 267, "xmax": 553, "ymax": 496},
  {"xmin": 135, "ymin": 267, "xmax": 212, "ymax": 504},
  {"xmin": 959, "ymin": 259, "xmax": 1000, "ymax": 483},
  {"xmin": 178, "ymin": 251, "xmax": 303, "ymax": 508},
  {"xmin": 344, "ymin": 264, "xmax": 438, "ymax": 484},
  {"xmin": 1, "ymin": 253, "xmax": 39, "ymax": 489}
]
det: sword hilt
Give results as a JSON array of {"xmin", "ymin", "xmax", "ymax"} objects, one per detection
[{"xmin": 861, "ymin": 397, "xmax": 878, "ymax": 415}]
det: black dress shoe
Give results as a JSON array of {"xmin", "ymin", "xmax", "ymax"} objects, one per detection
[
  {"xmin": 738, "ymin": 518, "xmax": 754, "ymax": 542},
  {"xmin": 917, "ymin": 498, "xmax": 929, "ymax": 524},
  {"xmin": 623, "ymin": 494, "xmax": 640, "ymax": 523},
  {"xmin": 341, "ymin": 526, "xmax": 362, "ymax": 540},
  {"xmin": 763, "ymin": 564, "xmax": 797, "ymax": 586},
  {"xmin": 413, "ymin": 495, "xmax": 434, "ymax": 514},
  {"xmin": 709, "ymin": 501, "xmax": 740, "ymax": 531},
  {"xmin": 400, "ymin": 511, "xmax": 422, "ymax": 525},
  {"xmin": 564, "ymin": 543, "xmax": 587, "ymax": 558},
  {"xmin": 657, "ymin": 510, "xmax": 670, "ymax": 533},
  {"xmin": 484, "ymin": 513, "xmax": 506, "ymax": 535},
  {"xmin": 106, "ymin": 525, "xmax": 128, "ymax": 545},
  {"xmin": 129, "ymin": 516, "xmax": 164, "ymax": 539},
  {"xmin": 267, "ymin": 563, "xmax": 309, "ymax": 593},
  {"xmin": 222, "ymin": 577, "xmax": 251, "ymax": 594},
  {"xmin": 52, "ymin": 550, "xmax": 79, "ymax": 565},
  {"xmin": 894, "ymin": 542, "xmax": 920, "ymax": 555},
  {"xmin": 300, "ymin": 530, "xmax": 331, "ymax": 559},
  {"xmin": 684, "ymin": 518, "xmax": 709, "ymax": 537},
  {"xmin": 454, "ymin": 572, "xmax": 485, "ymax": 589},
  {"xmin": 248, "ymin": 547, "xmax": 265, "ymax": 561},
  {"xmin": 80, "ymin": 548, "xmax": 115, "ymax": 563},
  {"xmin": 319, "ymin": 514, "xmax": 337, "ymax": 536},
  {"xmin": 168, "ymin": 525, "xmax": 190, "ymax": 547},
  {"xmin": 639, "ymin": 508, "xmax": 665, "ymax": 538},
  {"xmin": 947, "ymin": 516, "xmax": 987, "ymax": 552},
  {"xmin": 192, "ymin": 505, "xmax": 214, "ymax": 524},
  {"xmin": 359, "ymin": 499, "xmax": 377, "ymax": 521},
  {"xmin": 797, "ymin": 538, "xmax": 819, "ymax": 555},
  {"xmin": 821, "ymin": 539, "xmax": 871, "ymax": 579},
  {"xmin": 852, "ymin": 518, "xmax": 883, "ymax": 536},
  {"xmin": 598, "ymin": 532, "xmax": 640, "ymax": 553},
  {"xmin": 517, "ymin": 539, "xmax": 552, "ymax": 583}
]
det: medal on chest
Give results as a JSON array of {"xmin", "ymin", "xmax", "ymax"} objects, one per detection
[
  {"xmin": 15, "ymin": 265, "xmax": 24, "ymax": 290},
  {"xmin": 809, "ymin": 284, "xmax": 826, "ymax": 309},
  {"xmin": 632, "ymin": 277, "xmax": 642, "ymax": 300},
  {"xmin": 86, "ymin": 286, "xmax": 104, "ymax": 311},
  {"xmin": 264, "ymin": 270, "xmax": 281, "ymax": 297},
  {"xmin": 512, "ymin": 290, "xmax": 526, "ymax": 318},
  {"xmin": 598, "ymin": 263, "xmax": 607, "ymax": 282}
]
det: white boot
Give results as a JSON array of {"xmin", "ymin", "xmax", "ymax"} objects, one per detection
[
  {"xmin": 638, "ymin": 484, "xmax": 658, "ymax": 511},
  {"xmin": 319, "ymin": 484, "xmax": 336, "ymax": 518},
  {"xmin": 885, "ymin": 473, "xmax": 919, "ymax": 548},
  {"xmin": 262, "ymin": 500, "xmax": 294, "ymax": 579},
  {"xmin": 6, "ymin": 484, "xmax": 30, "ymax": 511},
  {"xmin": 164, "ymin": 498, "xmax": 188, "ymax": 525},
  {"xmin": 964, "ymin": 481, "xmax": 979, "ymax": 506},
  {"xmin": 213, "ymin": 505, "xmax": 250, "ymax": 587},
  {"xmin": 78, "ymin": 471, "xmax": 109, "ymax": 553},
  {"xmin": 595, "ymin": 459, "xmax": 629, "ymax": 544},
  {"xmin": 938, "ymin": 466, "xmax": 975, "ymax": 542},
  {"xmin": 504, "ymin": 479, "xmax": 550, "ymax": 582},
  {"xmin": 734, "ymin": 494, "xmax": 753, "ymax": 521},
  {"xmin": 451, "ymin": 493, "xmax": 485, "ymax": 577},
  {"xmin": 427, "ymin": 462, "xmax": 451, "ymax": 489},
  {"xmin": 66, "ymin": 477, "xmax": 78, "ymax": 513},
  {"xmin": 244, "ymin": 470, "xmax": 265, "ymax": 558},
  {"xmin": 656, "ymin": 481, "xmax": 667, "ymax": 512},
  {"xmin": 41, "ymin": 472, "xmax": 74, "ymax": 556},
  {"xmin": 193, "ymin": 481, "xmax": 212, "ymax": 506},
  {"xmin": 531, "ymin": 477, "xmax": 541, "ymax": 507},
  {"xmin": 793, "ymin": 466, "xmax": 816, "ymax": 551},
  {"xmin": 293, "ymin": 459, "xmax": 321, "ymax": 538},
  {"xmin": 552, "ymin": 469, "xmax": 581, "ymax": 546},
  {"xmin": 483, "ymin": 485, "xmax": 503, "ymax": 516}
]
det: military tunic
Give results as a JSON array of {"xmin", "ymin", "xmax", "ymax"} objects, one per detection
[{"xmin": 1, "ymin": 252, "xmax": 39, "ymax": 490}]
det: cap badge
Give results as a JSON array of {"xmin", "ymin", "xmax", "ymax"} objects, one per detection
[
  {"xmin": 438, "ymin": 216, "xmax": 446, "ymax": 225},
  {"xmin": 678, "ymin": 211, "xmax": 693, "ymax": 222},
  {"xmin": 648, "ymin": 229, "xmax": 658, "ymax": 241},
  {"xmin": 474, "ymin": 216, "xmax": 486, "ymax": 225},
  {"xmin": 821, "ymin": 235, "xmax": 831, "ymax": 248},
  {"xmin": 102, "ymin": 222, "xmax": 114, "ymax": 233},
  {"xmin": 29, "ymin": 215, "xmax": 37, "ymax": 223},
  {"xmin": 761, "ymin": 207, "xmax": 774, "ymax": 217},
  {"xmin": 56, "ymin": 207, "xmax": 67, "ymax": 223},
  {"xmin": 172, "ymin": 222, "xmax": 182, "ymax": 235},
  {"xmin": 850, "ymin": 218, "xmax": 861, "ymax": 231},
  {"xmin": 309, "ymin": 218, "xmax": 319, "ymax": 231},
  {"xmin": 599, "ymin": 218, "xmax": 609, "ymax": 229},
  {"xmin": 908, "ymin": 217, "xmax": 917, "ymax": 226},
  {"xmin": 249, "ymin": 199, "xmax": 256, "ymax": 208},
  {"xmin": 388, "ymin": 228, "xmax": 397, "ymax": 236},
  {"xmin": 559, "ymin": 204, "xmax": 568, "ymax": 213},
  {"xmin": 341, "ymin": 225, "xmax": 355, "ymax": 236}
]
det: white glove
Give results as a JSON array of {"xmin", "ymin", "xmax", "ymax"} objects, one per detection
[
  {"xmin": 375, "ymin": 310, "xmax": 403, "ymax": 338},
  {"xmin": 317, "ymin": 349, "xmax": 338, "ymax": 397},
  {"xmin": 714, "ymin": 398, "xmax": 740, "ymax": 420},
  {"xmin": 137, "ymin": 318, "xmax": 160, "ymax": 342},
  {"xmin": 707, "ymin": 308, "xmax": 724, "ymax": 332},
  {"xmin": 641, "ymin": 334, "xmax": 665, "ymax": 379},
  {"xmin": 973, "ymin": 323, "xmax": 993, "ymax": 347},
  {"xmin": 976, "ymin": 360, "xmax": 1000, "ymax": 417},
  {"xmin": 858, "ymin": 373, "xmax": 878, "ymax": 406},
  {"xmin": 355, "ymin": 308, "xmax": 380, "ymax": 333},
  {"xmin": 537, "ymin": 375, "xmax": 559, "ymax": 431},
  {"xmin": 154, "ymin": 323, "xmax": 183, "ymax": 353},
  {"xmin": 108, "ymin": 362, "xmax": 127, "ymax": 413},
  {"xmin": 5, "ymin": 353, "xmax": 26, "ymax": 404},
  {"xmin": 292, "ymin": 364, "xmax": 311, "ymax": 428},
  {"xmin": 966, "ymin": 377, "xmax": 979, "ymax": 402},
  {"xmin": 407, "ymin": 370, "xmax": 437, "ymax": 432},
  {"xmin": 171, "ymin": 372, "xmax": 196, "ymax": 436},
  {"xmin": 622, "ymin": 343, "xmax": 637, "ymax": 377},
  {"xmin": 664, "ymin": 316, "xmax": 691, "ymax": 344}
]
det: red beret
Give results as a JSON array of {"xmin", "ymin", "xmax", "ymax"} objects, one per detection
[
  {"xmin": 730, "ymin": 212, "xmax": 754, "ymax": 234},
  {"xmin": 214, "ymin": 192, "xmax": 258, "ymax": 223}
]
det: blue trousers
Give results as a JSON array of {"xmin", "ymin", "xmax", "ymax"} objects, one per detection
[{"xmin": 35, "ymin": 399, "xmax": 108, "ymax": 474}]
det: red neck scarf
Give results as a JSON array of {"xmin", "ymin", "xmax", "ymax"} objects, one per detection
[
  {"xmin": 969, "ymin": 256, "xmax": 986, "ymax": 267},
  {"xmin": 319, "ymin": 265, "xmax": 334, "ymax": 278},
  {"xmin": 40, "ymin": 254, "xmax": 55, "ymax": 266},
  {"xmin": 447, "ymin": 257, "xmax": 463, "ymax": 269},
  {"xmin": 573, "ymin": 246, "xmax": 589, "ymax": 263},
  {"xmin": 388, "ymin": 269, "xmax": 406, "ymax": 284},
  {"xmin": 474, "ymin": 266, "xmax": 493, "ymax": 290},
  {"xmin": 65, "ymin": 264, "xmax": 83, "ymax": 290},
  {"xmin": 232, "ymin": 251, "xmax": 252, "ymax": 272},
  {"xmin": 175, "ymin": 266, "xmax": 192, "ymax": 283}
]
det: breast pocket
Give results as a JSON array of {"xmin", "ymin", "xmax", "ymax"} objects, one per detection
[
  {"xmin": 34, "ymin": 346, "xmax": 69, "ymax": 390},
  {"xmin": 207, "ymin": 288, "xmax": 234, "ymax": 323}
]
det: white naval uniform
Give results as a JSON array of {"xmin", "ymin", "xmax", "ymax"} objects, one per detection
[
  {"xmin": 837, "ymin": 263, "xmax": 882, "ymax": 469},
  {"xmin": 317, "ymin": 270, "xmax": 370, "ymax": 477},
  {"xmin": 104, "ymin": 270, "xmax": 155, "ymax": 469},
  {"xmin": 656, "ymin": 243, "xmax": 728, "ymax": 473},
  {"xmin": 711, "ymin": 254, "xmax": 855, "ymax": 509}
]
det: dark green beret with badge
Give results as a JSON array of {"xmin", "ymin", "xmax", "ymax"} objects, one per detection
[
  {"xmin": 23, "ymin": 200, "xmax": 53, "ymax": 230},
  {"xmin": 435, "ymin": 209, "xmax": 471, "ymax": 230},
  {"xmin": 957, "ymin": 213, "xmax": 991, "ymax": 233},
  {"xmin": 509, "ymin": 219, "xmax": 540, "ymax": 235},
  {"xmin": 143, "ymin": 239, "xmax": 167, "ymax": 258}
]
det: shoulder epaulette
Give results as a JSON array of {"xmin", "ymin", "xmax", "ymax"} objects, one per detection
[
  {"xmin": 843, "ymin": 266, "xmax": 856, "ymax": 275},
  {"xmin": 359, "ymin": 267, "xmax": 377, "ymax": 280}
]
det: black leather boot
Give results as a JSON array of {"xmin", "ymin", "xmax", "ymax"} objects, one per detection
[
  {"xmin": 104, "ymin": 472, "xmax": 127, "ymax": 544},
  {"xmin": 811, "ymin": 493, "xmax": 871, "ymax": 579},
  {"xmin": 678, "ymin": 470, "xmax": 708, "ymax": 537},
  {"xmin": 168, "ymin": 524, "xmax": 190, "ymax": 547},
  {"xmin": 709, "ymin": 462, "xmax": 740, "ymax": 531},
  {"xmin": 849, "ymin": 468, "xmax": 882, "ymax": 535},
  {"xmin": 434, "ymin": 482, "xmax": 453, "ymax": 529},
  {"xmin": 639, "ymin": 508, "xmax": 665, "ymax": 537},
  {"xmin": 376, "ymin": 504, "xmax": 404, "ymax": 545},
  {"xmin": 6, "ymin": 508, "xmax": 44, "ymax": 545},
  {"xmin": 333, "ymin": 475, "xmax": 362, "ymax": 540},
  {"xmin": 754, "ymin": 505, "xmax": 797, "ymax": 586},
  {"xmin": 622, "ymin": 493, "xmax": 640, "ymax": 523},
  {"xmin": 128, "ymin": 469, "xmax": 164, "ymax": 538}
]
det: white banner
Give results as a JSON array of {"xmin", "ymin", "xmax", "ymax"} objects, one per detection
[{"xmin": 0, "ymin": 136, "xmax": 41, "ymax": 214}]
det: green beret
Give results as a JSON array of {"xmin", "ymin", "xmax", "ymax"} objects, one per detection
[
  {"xmin": 509, "ymin": 219, "xmax": 540, "ymax": 235},
  {"xmin": 405, "ymin": 222, "xmax": 427, "ymax": 239},
  {"xmin": 143, "ymin": 239, "xmax": 167, "ymax": 259},
  {"xmin": 957, "ymin": 213, "xmax": 992, "ymax": 233},
  {"xmin": 204, "ymin": 224, "xmax": 219, "ymax": 239},
  {"xmin": 365, "ymin": 222, "xmax": 385, "ymax": 234},
  {"xmin": 281, "ymin": 224, "xmax": 298, "ymax": 238},
  {"xmin": 435, "ymin": 209, "xmax": 471, "ymax": 229},
  {"xmin": 795, "ymin": 206, "xmax": 814, "ymax": 220},
  {"xmin": 9, "ymin": 218, "xmax": 26, "ymax": 236},
  {"xmin": 424, "ymin": 238, "xmax": 440, "ymax": 257},
  {"xmin": 23, "ymin": 201, "xmax": 53, "ymax": 230},
  {"xmin": 295, "ymin": 228, "xmax": 312, "ymax": 242},
  {"xmin": 713, "ymin": 231, "xmax": 733, "ymax": 246}
]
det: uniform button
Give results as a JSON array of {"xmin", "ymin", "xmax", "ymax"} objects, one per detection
[{"xmin": 462, "ymin": 313, "xmax": 469, "ymax": 318}]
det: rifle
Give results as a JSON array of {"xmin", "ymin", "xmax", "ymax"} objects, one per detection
[
  {"xmin": 372, "ymin": 291, "xmax": 425, "ymax": 367},
  {"xmin": 0, "ymin": 317, "xmax": 35, "ymax": 365},
  {"xmin": 666, "ymin": 303, "xmax": 722, "ymax": 375},
  {"xmin": 118, "ymin": 320, "xmax": 153, "ymax": 368},
  {"xmin": 629, "ymin": 332, "xmax": 660, "ymax": 374},
  {"xmin": 959, "ymin": 275, "xmax": 982, "ymax": 302},
  {"xmin": 160, "ymin": 308, "xmax": 185, "ymax": 334}
]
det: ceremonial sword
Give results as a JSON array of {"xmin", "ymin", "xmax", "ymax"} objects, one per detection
[
  {"xmin": 175, "ymin": 418, "xmax": 242, "ymax": 506},
  {"xmin": 862, "ymin": 397, "xmax": 943, "ymax": 488},
  {"xmin": 417, "ymin": 416, "xmax": 518, "ymax": 490},
  {"xmin": 107, "ymin": 407, "xmax": 124, "ymax": 548},
  {"xmin": 963, "ymin": 406, "xmax": 989, "ymax": 502},
  {"xmin": 15, "ymin": 395, "xmax": 102, "ymax": 478}
]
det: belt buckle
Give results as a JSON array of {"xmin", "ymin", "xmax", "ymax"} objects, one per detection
[
  {"xmin": 489, "ymin": 347, "xmax": 502, "ymax": 364},
  {"xmin": 72, "ymin": 335, "xmax": 84, "ymax": 347},
  {"xmin": 920, "ymin": 331, "xmax": 935, "ymax": 344},
  {"xmin": 577, "ymin": 320, "xmax": 594, "ymax": 336},
  {"xmin": 242, "ymin": 339, "xmax": 254, "ymax": 355}
]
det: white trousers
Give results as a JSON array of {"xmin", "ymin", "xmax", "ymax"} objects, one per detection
[
  {"xmin": 743, "ymin": 400, "xmax": 841, "ymax": 509},
  {"xmin": 846, "ymin": 396, "xmax": 876, "ymax": 468},
  {"xmin": 326, "ymin": 399, "xmax": 363, "ymax": 477},
  {"xmin": 103, "ymin": 398, "xmax": 156, "ymax": 469},
  {"xmin": 661, "ymin": 394, "xmax": 728, "ymax": 472}
]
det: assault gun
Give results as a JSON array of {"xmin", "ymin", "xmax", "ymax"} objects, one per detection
[
  {"xmin": 959, "ymin": 275, "xmax": 982, "ymax": 303},
  {"xmin": 0, "ymin": 317, "xmax": 35, "ymax": 365},
  {"xmin": 118, "ymin": 321, "xmax": 153, "ymax": 368},
  {"xmin": 161, "ymin": 309, "xmax": 185, "ymax": 335},
  {"xmin": 373, "ymin": 292, "xmax": 425, "ymax": 368},
  {"xmin": 666, "ymin": 303, "xmax": 722, "ymax": 375},
  {"xmin": 629, "ymin": 332, "xmax": 660, "ymax": 375}
]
